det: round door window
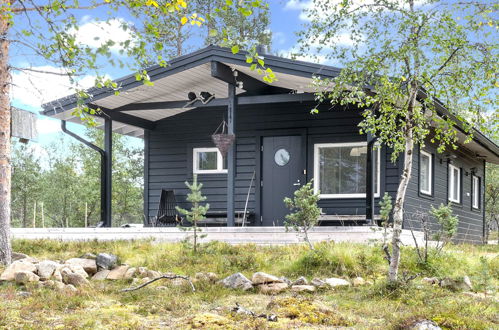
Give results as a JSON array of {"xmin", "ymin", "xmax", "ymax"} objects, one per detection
[{"xmin": 274, "ymin": 148, "xmax": 290, "ymax": 166}]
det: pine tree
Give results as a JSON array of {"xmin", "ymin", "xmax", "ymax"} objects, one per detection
[{"xmin": 176, "ymin": 174, "xmax": 209, "ymax": 254}]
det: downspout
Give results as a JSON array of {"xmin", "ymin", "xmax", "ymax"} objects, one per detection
[{"xmin": 60, "ymin": 120, "xmax": 107, "ymax": 226}]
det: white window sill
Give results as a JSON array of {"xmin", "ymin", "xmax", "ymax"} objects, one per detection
[
  {"xmin": 319, "ymin": 194, "xmax": 381, "ymax": 199},
  {"xmin": 193, "ymin": 170, "xmax": 228, "ymax": 175}
]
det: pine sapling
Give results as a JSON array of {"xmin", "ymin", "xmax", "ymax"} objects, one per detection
[
  {"xmin": 284, "ymin": 180, "xmax": 321, "ymax": 250},
  {"xmin": 176, "ymin": 174, "xmax": 209, "ymax": 254}
]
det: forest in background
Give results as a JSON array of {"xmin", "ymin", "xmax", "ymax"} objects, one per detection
[{"xmin": 10, "ymin": 130, "xmax": 143, "ymax": 228}]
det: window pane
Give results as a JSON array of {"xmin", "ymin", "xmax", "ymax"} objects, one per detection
[
  {"xmin": 198, "ymin": 151, "xmax": 218, "ymax": 170},
  {"xmin": 473, "ymin": 177, "xmax": 479, "ymax": 208},
  {"xmin": 420, "ymin": 154, "xmax": 430, "ymax": 193},
  {"xmin": 453, "ymin": 168, "xmax": 459, "ymax": 201},
  {"xmin": 319, "ymin": 145, "xmax": 367, "ymax": 195}
]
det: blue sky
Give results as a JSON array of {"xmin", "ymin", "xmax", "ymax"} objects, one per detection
[{"xmin": 10, "ymin": 0, "xmax": 310, "ymax": 152}]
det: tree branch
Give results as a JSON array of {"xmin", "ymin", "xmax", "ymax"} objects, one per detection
[
  {"xmin": 121, "ymin": 274, "xmax": 196, "ymax": 292},
  {"xmin": 430, "ymin": 47, "xmax": 461, "ymax": 80},
  {"xmin": 11, "ymin": 1, "xmax": 108, "ymax": 13}
]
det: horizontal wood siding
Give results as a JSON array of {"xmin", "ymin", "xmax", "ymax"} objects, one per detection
[
  {"xmin": 403, "ymin": 140, "xmax": 485, "ymax": 244},
  {"xmin": 146, "ymin": 102, "xmax": 396, "ymax": 224}
]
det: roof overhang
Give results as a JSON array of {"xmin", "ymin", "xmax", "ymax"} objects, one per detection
[{"xmin": 41, "ymin": 45, "xmax": 499, "ymax": 163}]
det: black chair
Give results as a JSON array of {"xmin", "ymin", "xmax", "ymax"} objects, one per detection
[{"xmin": 150, "ymin": 189, "xmax": 181, "ymax": 227}]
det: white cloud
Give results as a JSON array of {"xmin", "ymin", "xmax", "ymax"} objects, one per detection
[
  {"xmin": 272, "ymin": 32, "xmax": 287, "ymax": 46},
  {"xmin": 11, "ymin": 65, "xmax": 106, "ymax": 109},
  {"xmin": 71, "ymin": 16, "xmax": 136, "ymax": 53}
]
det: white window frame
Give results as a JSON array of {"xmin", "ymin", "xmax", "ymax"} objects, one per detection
[
  {"xmin": 193, "ymin": 147, "xmax": 227, "ymax": 174},
  {"xmin": 448, "ymin": 164, "xmax": 461, "ymax": 203},
  {"xmin": 313, "ymin": 142, "xmax": 380, "ymax": 199},
  {"xmin": 419, "ymin": 150, "xmax": 433, "ymax": 196},
  {"xmin": 472, "ymin": 175, "xmax": 480, "ymax": 209}
]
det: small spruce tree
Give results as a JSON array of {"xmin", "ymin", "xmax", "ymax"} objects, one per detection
[
  {"xmin": 284, "ymin": 180, "xmax": 321, "ymax": 250},
  {"xmin": 176, "ymin": 174, "xmax": 210, "ymax": 254}
]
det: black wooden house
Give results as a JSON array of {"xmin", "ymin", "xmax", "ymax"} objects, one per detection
[{"xmin": 42, "ymin": 46, "xmax": 499, "ymax": 243}]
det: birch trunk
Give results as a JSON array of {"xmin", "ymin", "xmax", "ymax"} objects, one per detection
[{"xmin": 0, "ymin": 1, "xmax": 12, "ymax": 265}]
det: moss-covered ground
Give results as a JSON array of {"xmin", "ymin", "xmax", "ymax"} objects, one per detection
[{"xmin": 0, "ymin": 239, "xmax": 497, "ymax": 329}]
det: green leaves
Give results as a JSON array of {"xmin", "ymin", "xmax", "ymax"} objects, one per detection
[{"xmin": 231, "ymin": 44, "xmax": 239, "ymax": 54}]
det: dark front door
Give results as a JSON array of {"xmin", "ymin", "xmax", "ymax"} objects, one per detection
[{"xmin": 261, "ymin": 135, "xmax": 303, "ymax": 226}]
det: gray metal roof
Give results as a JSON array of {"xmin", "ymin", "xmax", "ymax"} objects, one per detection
[{"xmin": 40, "ymin": 45, "xmax": 499, "ymax": 163}]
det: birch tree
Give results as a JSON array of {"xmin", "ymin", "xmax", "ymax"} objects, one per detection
[{"xmin": 299, "ymin": 0, "xmax": 497, "ymax": 282}]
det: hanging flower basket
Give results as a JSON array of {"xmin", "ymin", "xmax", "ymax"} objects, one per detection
[{"xmin": 211, "ymin": 120, "xmax": 235, "ymax": 157}]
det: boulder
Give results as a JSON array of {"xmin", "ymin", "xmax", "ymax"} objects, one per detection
[
  {"xmin": 53, "ymin": 281, "xmax": 66, "ymax": 290},
  {"xmin": 409, "ymin": 320, "xmax": 441, "ymax": 330},
  {"xmin": 96, "ymin": 253, "xmax": 118, "ymax": 270},
  {"xmin": 0, "ymin": 260, "xmax": 37, "ymax": 281},
  {"xmin": 64, "ymin": 284, "xmax": 78, "ymax": 293},
  {"xmin": 92, "ymin": 270, "xmax": 111, "ymax": 281},
  {"xmin": 14, "ymin": 271, "xmax": 40, "ymax": 284},
  {"xmin": 65, "ymin": 258, "xmax": 97, "ymax": 275},
  {"xmin": 206, "ymin": 272, "xmax": 219, "ymax": 283},
  {"xmin": 67, "ymin": 264, "xmax": 89, "ymax": 279},
  {"xmin": 80, "ymin": 253, "xmax": 97, "ymax": 260},
  {"xmin": 259, "ymin": 282, "xmax": 288, "ymax": 294},
  {"xmin": 439, "ymin": 277, "xmax": 471, "ymax": 291},
  {"xmin": 195, "ymin": 272, "xmax": 219, "ymax": 283},
  {"xmin": 292, "ymin": 276, "xmax": 308, "ymax": 286},
  {"xmin": 325, "ymin": 278, "xmax": 351, "ymax": 288},
  {"xmin": 352, "ymin": 277, "xmax": 366, "ymax": 286},
  {"xmin": 52, "ymin": 269, "xmax": 62, "ymax": 282},
  {"xmin": 107, "ymin": 265, "xmax": 130, "ymax": 280},
  {"xmin": 36, "ymin": 260, "xmax": 60, "ymax": 280},
  {"xmin": 62, "ymin": 272, "xmax": 89, "ymax": 287},
  {"xmin": 146, "ymin": 270, "xmax": 161, "ymax": 279},
  {"xmin": 41, "ymin": 280, "xmax": 55, "ymax": 288},
  {"xmin": 291, "ymin": 285, "xmax": 316, "ymax": 292},
  {"xmin": 280, "ymin": 277, "xmax": 292, "ymax": 286},
  {"xmin": 137, "ymin": 267, "xmax": 148, "ymax": 278},
  {"xmin": 422, "ymin": 277, "xmax": 439, "ymax": 285},
  {"xmin": 463, "ymin": 276, "xmax": 473, "ymax": 291},
  {"xmin": 311, "ymin": 278, "xmax": 327, "ymax": 288},
  {"xmin": 251, "ymin": 272, "xmax": 283, "ymax": 285},
  {"xmin": 12, "ymin": 252, "xmax": 28, "ymax": 261},
  {"xmin": 124, "ymin": 267, "xmax": 136, "ymax": 279},
  {"xmin": 220, "ymin": 273, "xmax": 253, "ymax": 291}
]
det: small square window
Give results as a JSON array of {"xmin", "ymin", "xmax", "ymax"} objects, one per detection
[
  {"xmin": 419, "ymin": 150, "xmax": 432, "ymax": 196},
  {"xmin": 472, "ymin": 175, "xmax": 480, "ymax": 209},
  {"xmin": 448, "ymin": 164, "xmax": 461, "ymax": 203},
  {"xmin": 193, "ymin": 148, "xmax": 227, "ymax": 174}
]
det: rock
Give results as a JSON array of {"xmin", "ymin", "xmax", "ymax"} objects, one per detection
[
  {"xmin": 259, "ymin": 282, "xmax": 288, "ymax": 294},
  {"xmin": 124, "ymin": 267, "xmax": 136, "ymax": 279},
  {"xmin": 311, "ymin": 278, "xmax": 327, "ymax": 288},
  {"xmin": 62, "ymin": 272, "xmax": 89, "ymax": 287},
  {"xmin": 92, "ymin": 270, "xmax": 111, "ymax": 281},
  {"xmin": 53, "ymin": 281, "xmax": 66, "ymax": 290},
  {"xmin": 96, "ymin": 253, "xmax": 118, "ymax": 270},
  {"xmin": 291, "ymin": 285, "xmax": 316, "ymax": 292},
  {"xmin": 12, "ymin": 252, "xmax": 28, "ymax": 261},
  {"xmin": 36, "ymin": 260, "xmax": 60, "ymax": 280},
  {"xmin": 41, "ymin": 280, "xmax": 55, "ymax": 288},
  {"xmin": 220, "ymin": 273, "xmax": 253, "ymax": 291},
  {"xmin": 17, "ymin": 291, "xmax": 32, "ymax": 298},
  {"xmin": 137, "ymin": 267, "xmax": 148, "ymax": 278},
  {"xmin": 64, "ymin": 284, "xmax": 78, "ymax": 293},
  {"xmin": 352, "ymin": 277, "xmax": 365, "ymax": 286},
  {"xmin": 206, "ymin": 272, "xmax": 219, "ymax": 283},
  {"xmin": 463, "ymin": 276, "xmax": 473, "ymax": 291},
  {"xmin": 0, "ymin": 260, "xmax": 37, "ymax": 281},
  {"xmin": 65, "ymin": 258, "xmax": 97, "ymax": 275},
  {"xmin": 439, "ymin": 277, "xmax": 471, "ymax": 291},
  {"xmin": 80, "ymin": 253, "xmax": 97, "ymax": 260},
  {"xmin": 107, "ymin": 265, "xmax": 130, "ymax": 280},
  {"xmin": 422, "ymin": 277, "xmax": 439, "ymax": 285},
  {"xmin": 292, "ymin": 276, "xmax": 308, "ymax": 286},
  {"xmin": 67, "ymin": 264, "xmax": 89, "ymax": 279},
  {"xmin": 251, "ymin": 272, "xmax": 283, "ymax": 285},
  {"xmin": 325, "ymin": 278, "xmax": 351, "ymax": 288},
  {"xmin": 195, "ymin": 272, "xmax": 219, "ymax": 283},
  {"xmin": 146, "ymin": 270, "xmax": 161, "ymax": 279},
  {"xmin": 409, "ymin": 320, "xmax": 441, "ymax": 330},
  {"xmin": 280, "ymin": 277, "xmax": 292, "ymax": 286},
  {"xmin": 15, "ymin": 271, "xmax": 40, "ymax": 284},
  {"xmin": 52, "ymin": 269, "xmax": 62, "ymax": 282}
]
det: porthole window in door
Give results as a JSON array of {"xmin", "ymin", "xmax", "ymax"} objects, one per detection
[{"xmin": 274, "ymin": 148, "xmax": 290, "ymax": 166}]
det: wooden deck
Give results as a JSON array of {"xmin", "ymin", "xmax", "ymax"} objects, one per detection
[{"xmin": 11, "ymin": 226, "xmax": 424, "ymax": 246}]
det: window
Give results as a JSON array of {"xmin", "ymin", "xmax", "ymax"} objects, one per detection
[
  {"xmin": 472, "ymin": 175, "xmax": 480, "ymax": 209},
  {"xmin": 313, "ymin": 142, "xmax": 380, "ymax": 198},
  {"xmin": 448, "ymin": 164, "xmax": 461, "ymax": 203},
  {"xmin": 193, "ymin": 148, "xmax": 227, "ymax": 174},
  {"xmin": 419, "ymin": 150, "xmax": 432, "ymax": 195}
]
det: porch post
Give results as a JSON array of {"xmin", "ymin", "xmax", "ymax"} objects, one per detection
[
  {"xmin": 104, "ymin": 117, "xmax": 113, "ymax": 227},
  {"xmin": 366, "ymin": 133, "xmax": 377, "ymax": 225},
  {"xmin": 227, "ymin": 83, "xmax": 236, "ymax": 227}
]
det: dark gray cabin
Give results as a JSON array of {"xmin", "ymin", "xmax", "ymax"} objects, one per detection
[{"xmin": 42, "ymin": 46, "xmax": 499, "ymax": 244}]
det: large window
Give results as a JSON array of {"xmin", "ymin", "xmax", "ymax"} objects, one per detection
[
  {"xmin": 448, "ymin": 164, "xmax": 461, "ymax": 203},
  {"xmin": 313, "ymin": 142, "xmax": 380, "ymax": 198},
  {"xmin": 193, "ymin": 147, "xmax": 227, "ymax": 174},
  {"xmin": 419, "ymin": 150, "xmax": 432, "ymax": 196},
  {"xmin": 472, "ymin": 175, "xmax": 480, "ymax": 209}
]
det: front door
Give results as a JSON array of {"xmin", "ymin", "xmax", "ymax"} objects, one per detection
[{"xmin": 261, "ymin": 135, "xmax": 303, "ymax": 226}]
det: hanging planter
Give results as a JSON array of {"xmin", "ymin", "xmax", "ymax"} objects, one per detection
[{"xmin": 211, "ymin": 120, "xmax": 235, "ymax": 157}]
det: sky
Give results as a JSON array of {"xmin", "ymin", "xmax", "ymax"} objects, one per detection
[{"xmin": 10, "ymin": 0, "xmax": 313, "ymax": 154}]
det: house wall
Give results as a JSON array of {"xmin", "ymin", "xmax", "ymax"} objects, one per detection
[
  {"xmin": 145, "ymin": 101, "xmax": 398, "ymax": 223},
  {"xmin": 403, "ymin": 138, "xmax": 485, "ymax": 244}
]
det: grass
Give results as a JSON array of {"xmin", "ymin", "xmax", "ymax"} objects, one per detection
[{"xmin": 0, "ymin": 239, "xmax": 497, "ymax": 329}]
